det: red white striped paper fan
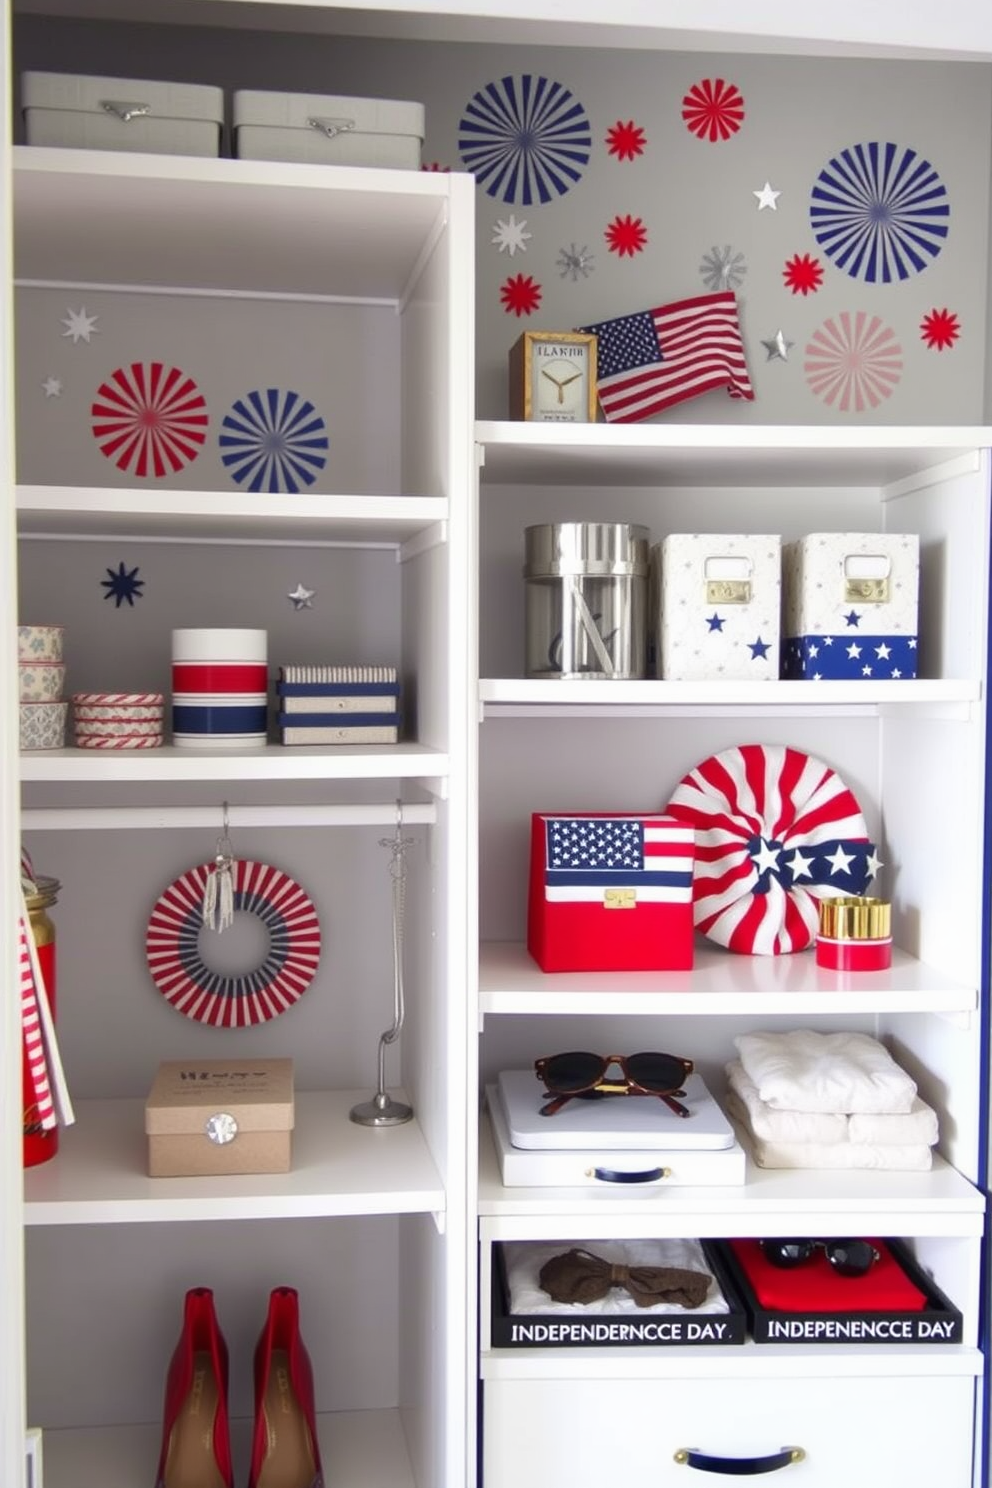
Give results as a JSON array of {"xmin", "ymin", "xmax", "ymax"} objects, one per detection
[
  {"xmin": 665, "ymin": 743, "xmax": 876, "ymax": 956},
  {"xmin": 146, "ymin": 859, "xmax": 321, "ymax": 1026}
]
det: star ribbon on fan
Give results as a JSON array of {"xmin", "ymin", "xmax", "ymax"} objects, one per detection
[{"xmin": 746, "ymin": 836, "xmax": 881, "ymax": 895}]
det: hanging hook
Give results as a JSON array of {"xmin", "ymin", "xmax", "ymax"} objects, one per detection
[{"xmin": 204, "ymin": 800, "xmax": 236, "ymax": 934}]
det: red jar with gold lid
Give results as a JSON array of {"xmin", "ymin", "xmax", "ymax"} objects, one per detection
[{"xmin": 816, "ymin": 896, "xmax": 892, "ymax": 972}]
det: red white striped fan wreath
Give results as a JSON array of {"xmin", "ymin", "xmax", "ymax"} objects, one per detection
[
  {"xmin": 146, "ymin": 859, "xmax": 321, "ymax": 1026},
  {"xmin": 665, "ymin": 743, "xmax": 879, "ymax": 956}
]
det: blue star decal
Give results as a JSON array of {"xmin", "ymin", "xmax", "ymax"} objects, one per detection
[
  {"xmin": 749, "ymin": 636, "xmax": 771, "ymax": 659},
  {"xmin": 706, "ymin": 613, "xmax": 725, "ymax": 631},
  {"xmin": 101, "ymin": 561, "xmax": 145, "ymax": 608},
  {"xmin": 844, "ymin": 610, "xmax": 861, "ymax": 627}
]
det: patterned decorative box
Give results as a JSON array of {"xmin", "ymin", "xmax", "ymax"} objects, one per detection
[
  {"xmin": 233, "ymin": 90, "xmax": 424, "ymax": 168},
  {"xmin": 145, "ymin": 1058, "xmax": 294, "ymax": 1177},
  {"xmin": 277, "ymin": 666, "xmax": 401, "ymax": 745},
  {"xmin": 22, "ymin": 72, "xmax": 223, "ymax": 156},
  {"xmin": 782, "ymin": 533, "xmax": 920, "ymax": 680},
  {"xmin": 527, "ymin": 812, "xmax": 695, "ymax": 972},
  {"xmin": 653, "ymin": 535, "xmax": 781, "ymax": 681}
]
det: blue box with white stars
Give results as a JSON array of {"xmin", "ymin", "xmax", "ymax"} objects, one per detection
[
  {"xmin": 652, "ymin": 534, "xmax": 781, "ymax": 681},
  {"xmin": 782, "ymin": 533, "xmax": 919, "ymax": 681}
]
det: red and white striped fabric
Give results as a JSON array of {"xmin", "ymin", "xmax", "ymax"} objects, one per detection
[
  {"xmin": 665, "ymin": 743, "xmax": 876, "ymax": 956},
  {"xmin": 19, "ymin": 913, "xmax": 56, "ymax": 1131}
]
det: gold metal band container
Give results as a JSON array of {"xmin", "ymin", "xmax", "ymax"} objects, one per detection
[
  {"xmin": 818, "ymin": 897, "xmax": 891, "ymax": 941},
  {"xmin": 816, "ymin": 896, "xmax": 891, "ymax": 972}
]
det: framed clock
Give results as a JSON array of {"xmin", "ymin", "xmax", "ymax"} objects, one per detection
[{"xmin": 508, "ymin": 330, "xmax": 598, "ymax": 423}]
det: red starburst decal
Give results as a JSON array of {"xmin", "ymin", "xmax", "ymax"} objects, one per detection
[
  {"xmin": 605, "ymin": 214, "xmax": 648, "ymax": 258},
  {"xmin": 91, "ymin": 362, "xmax": 208, "ymax": 478},
  {"xmin": 499, "ymin": 273, "xmax": 542, "ymax": 317},
  {"xmin": 606, "ymin": 120, "xmax": 646, "ymax": 161},
  {"xmin": 920, "ymin": 307, "xmax": 960, "ymax": 351},
  {"xmin": 420, "ymin": 161, "xmax": 450, "ymax": 172},
  {"xmin": 682, "ymin": 78, "xmax": 745, "ymax": 143},
  {"xmin": 783, "ymin": 253, "xmax": 824, "ymax": 297}
]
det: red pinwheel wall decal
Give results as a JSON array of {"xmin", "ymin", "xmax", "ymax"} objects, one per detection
[
  {"xmin": 91, "ymin": 362, "xmax": 208, "ymax": 477},
  {"xmin": 804, "ymin": 312, "xmax": 903, "ymax": 413},
  {"xmin": 682, "ymin": 78, "xmax": 745, "ymax": 142}
]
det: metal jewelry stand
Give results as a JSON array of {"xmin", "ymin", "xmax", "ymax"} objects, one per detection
[{"xmin": 350, "ymin": 801, "xmax": 414, "ymax": 1127}]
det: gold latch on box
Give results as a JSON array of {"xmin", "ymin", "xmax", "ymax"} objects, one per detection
[
  {"xmin": 844, "ymin": 576, "xmax": 889, "ymax": 603},
  {"xmin": 705, "ymin": 579, "xmax": 751, "ymax": 604},
  {"xmin": 604, "ymin": 888, "xmax": 636, "ymax": 909},
  {"xmin": 843, "ymin": 553, "xmax": 890, "ymax": 604}
]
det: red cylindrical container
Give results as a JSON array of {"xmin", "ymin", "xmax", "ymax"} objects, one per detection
[
  {"xmin": 23, "ymin": 875, "xmax": 60, "ymax": 1167},
  {"xmin": 816, "ymin": 897, "xmax": 892, "ymax": 973}
]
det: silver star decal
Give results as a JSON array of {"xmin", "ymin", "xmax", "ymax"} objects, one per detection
[
  {"xmin": 753, "ymin": 181, "xmax": 781, "ymax": 211},
  {"xmin": 699, "ymin": 245, "xmax": 747, "ymax": 292},
  {"xmin": 42, "ymin": 376, "xmax": 62, "ymax": 398},
  {"xmin": 761, "ymin": 330, "xmax": 794, "ymax": 361},
  {"xmin": 287, "ymin": 584, "xmax": 315, "ymax": 610},
  {"xmin": 61, "ymin": 307, "xmax": 99, "ymax": 343},
  {"xmin": 557, "ymin": 242, "xmax": 595, "ymax": 280}
]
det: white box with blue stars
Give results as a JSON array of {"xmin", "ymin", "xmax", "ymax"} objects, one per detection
[
  {"xmin": 782, "ymin": 533, "xmax": 919, "ymax": 681},
  {"xmin": 653, "ymin": 534, "xmax": 781, "ymax": 681}
]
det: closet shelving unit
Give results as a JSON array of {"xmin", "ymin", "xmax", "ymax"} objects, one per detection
[
  {"xmin": 2, "ymin": 121, "xmax": 476, "ymax": 1488},
  {"xmin": 1, "ymin": 4, "xmax": 992, "ymax": 1488},
  {"xmin": 473, "ymin": 423, "xmax": 991, "ymax": 1485}
]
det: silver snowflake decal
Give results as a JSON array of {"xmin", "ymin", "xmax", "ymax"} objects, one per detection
[
  {"xmin": 492, "ymin": 215, "xmax": 532, "ymax": 256},
  {"xmin": 557, "ymin": 243, "xmax": 595, "ymax": 280},
  {"xmin": 699, "ymin": 245, "xmax": 747, "ymax": 292}
]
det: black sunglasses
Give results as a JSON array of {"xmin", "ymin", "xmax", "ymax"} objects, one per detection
[
  {"xmin": 759, "ymin": 1238, "xmax": 880, "ymax": 1278},
  {"xmin": 534, "ymin": 1050, "xmax": 694, "ymax": 1119}
]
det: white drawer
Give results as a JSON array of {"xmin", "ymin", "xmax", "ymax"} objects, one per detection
[{"xmin": 482, "ymin": 1373, "xmax": 975, "ymax": 1486}]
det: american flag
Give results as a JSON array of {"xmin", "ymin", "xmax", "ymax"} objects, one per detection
[
  {"xmin": 581, "ymin": 291, "xmax": 754, "ymax": 423},
  {"xmin": 544, "ymin": 816, "xmax": 694, "ymax": 903},
  {"xmin": 19, "ymin": 913, "xmax": 56, "ymax": 1132}
]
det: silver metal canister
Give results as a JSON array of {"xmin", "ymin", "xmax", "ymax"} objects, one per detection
[{"xmin": 524, "ymin": 522, "xmax": 650, "ymax": 679}]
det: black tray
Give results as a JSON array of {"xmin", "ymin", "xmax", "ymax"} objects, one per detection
[
  {"xmin": 490, "ymin": 1239, "xmax": 746, "ymax": 1348},
  {"xmin": 713, "ymin": 1237, "xmax": 962, "ymax": 1345}
]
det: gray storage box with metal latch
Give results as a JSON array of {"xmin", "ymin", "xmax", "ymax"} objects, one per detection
[
  {"xmin": 233, "ymin": 88, "xmax": 425, "ymax": 168},
  {"xmin": 21, "ymin": 71, "xmax": 224, "ymax": 157}
]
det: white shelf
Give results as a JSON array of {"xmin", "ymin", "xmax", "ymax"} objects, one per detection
[
  {"xmin": 24, "ymin": 1090, "xmax": 444, "ymax": 1224},
  {"xmin": 13, "ymin": 146, "xmax": 459, "ymax": 299},
  {"xmin": 17, "ymin": 485, "xmax": 448, "ymax": 543},
  {"xmin": 480, "ymin": 1341, "xmax": 985, "ymax": 1381},
  {"xmin": 477, "ymin": 1122, "xmax": 986, "ymax": 1236},
  {"xmin": 478, "ymin": 942, "xmax": 978, "ymax": 1018},
  {"xmin": 479, "ymin": 677, "xmax": 979, "ymax": 718},
  {"xmin": 12, "ymin": 0, "xmax": 992, "ymax": 59},
  {"xmin": 475, "ymin": 422, "xmax": 991, "ymax": 488},
  {"xmin": 40, "ymin": 1407, "xmax": 416, "ymax": 1488},
  {"xmin": 19, "ymin": 742, "xmax": 449, "ymax": 783}
]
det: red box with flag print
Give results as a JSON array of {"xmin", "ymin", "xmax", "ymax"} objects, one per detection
[{"xmin": 527, "ymin": 813, "xmax": 695, "ymax": 972}]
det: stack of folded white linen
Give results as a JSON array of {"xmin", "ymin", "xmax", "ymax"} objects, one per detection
[{"xmin": 725, "ymin": 1029, "xmax": 939, "ymax": 1171}]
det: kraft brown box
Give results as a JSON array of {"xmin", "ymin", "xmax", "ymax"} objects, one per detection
[{"xmin": 145, "ymin": 1059, "xmax": 294, "ymax": 1178}]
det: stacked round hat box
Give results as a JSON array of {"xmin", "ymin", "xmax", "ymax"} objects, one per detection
[
  {"xmin": 18, "ymin": 625, "xmax": 68, "ymax": 750},
  {"xmin": 171, "ymin": 629, "xmax": 269, "ymax": 747},
  {"xmin": 72, "ymin": 692, "xmax": 165, "ymax": 749}
]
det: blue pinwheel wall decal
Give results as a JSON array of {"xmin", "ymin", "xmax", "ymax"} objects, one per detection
[
  {"xmin": 458, "ymin": 74, "xmax": 592, "ymax": 204},
  {"xmin": 219, "ymin": 388, "xmax": 329, "ymax": 493},
  {"xmin": 810, "ymin": 141, "xmax": 949, "ymax": 284}
]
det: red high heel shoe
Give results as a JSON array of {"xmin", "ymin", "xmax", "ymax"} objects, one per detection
[
  {"xmin": 248, "ymin": 1286, "xmax": 324, "ymax": 1488},
  {"xmin": 154, "ymin": 1287, "xmax": 233, "ymax": 1488}
]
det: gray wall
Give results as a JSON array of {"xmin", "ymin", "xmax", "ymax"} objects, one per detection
[{"xmin": 13, "ymin": 15, "xmax": 992, "ymax": 427}]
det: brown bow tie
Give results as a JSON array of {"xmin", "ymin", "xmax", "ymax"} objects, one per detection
[{"xmin": 538, "ymin": 1247, "xmax": 711, "ymax": 1309}]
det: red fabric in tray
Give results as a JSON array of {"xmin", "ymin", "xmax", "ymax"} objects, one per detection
[{"xmin": 728, "ymin": 1239, "xmax": 928, "ymax": 1313}]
